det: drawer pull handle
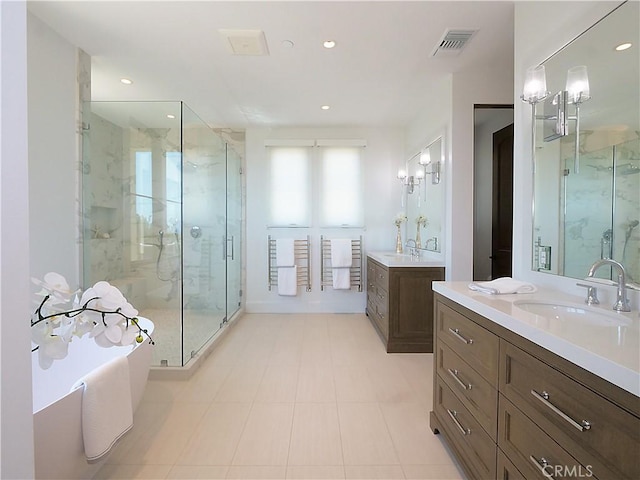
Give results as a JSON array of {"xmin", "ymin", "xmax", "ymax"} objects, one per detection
[
  {"xmin": 531, "ymin": 390, "xmax": 592, "ymax": 432},
  {"xmin": 446, "ymin": 409, "xmax": 471, "ymax": 436},
  {"xmin": 448, "ymin": 328, "xmax": 473, "ymax": 345},
  {"xmin": 529, "ymin": 455, "xmax": 554, "ymax": 478},
  {"xmin": 447, "ymin": 368, "xmax": 472, "ymax": 391}
]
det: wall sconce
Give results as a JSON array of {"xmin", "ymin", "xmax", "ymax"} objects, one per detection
[
  {"xmin": 418, "ymin": 148, "xmax": 441, "ymax": 185},
  {"xmin": 521, "ymin": 64, "xmax": 591, "ymax": 174},
  {"xmin": 397, "ymin": 168, "xmax": 419, "ymax": 194},
  {"xmin": 565, "ymin": 65, "xmax": 590, "ymax": 173},
  {"xmin": 521, "ymin": 65, "xmax": 549, "ymax": 173}
]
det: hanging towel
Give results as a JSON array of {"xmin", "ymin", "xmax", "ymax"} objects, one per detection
[
  {"xmin": 276, "ymin": 239, "xmax": 295, "ymax": 267},
  {"xmin": 71, "ymin": 355, "xmax": 133, "ymax": 462},
  {"xmin": 278, "ymin": 265, "xmax": 298, "ymax": 296},
  {"xmin": 468, "ymin": 277, "xmax": 537, "ymax": 295},
  {"xmin": 331, "ymin": 239, "xmax": 353, "ymax": 289}
]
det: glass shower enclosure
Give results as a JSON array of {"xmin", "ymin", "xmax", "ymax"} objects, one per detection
[{"xmin": 82, "ymin": 101, "xmax": 241, "ymax": 367}]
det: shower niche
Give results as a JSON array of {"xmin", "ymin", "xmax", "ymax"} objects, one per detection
[{"xmin": 82, "ymin": 101, "xmax": 242, "ymax": 367}]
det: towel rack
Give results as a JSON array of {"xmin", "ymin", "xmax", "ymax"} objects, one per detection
[
  {"xmin": 268, "ymin": 235, "xmax": 311, "ymax": 292},
  {"xmin": 320, "ymin": 235, "xmax": 363, "ymax": 291}
]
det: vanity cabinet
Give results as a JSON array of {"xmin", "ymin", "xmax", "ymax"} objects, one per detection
[
  {"xmin": 431, "ymin": 294, "xmax": 640, "ymax": 480},
  {"xmin": 366, "ymin": 257, "xmax": 444, "ymax": 353}
]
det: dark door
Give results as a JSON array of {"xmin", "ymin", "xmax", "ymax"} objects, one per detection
[{"xmin": 491, "ymin": 124, "xmax": 514, "ymax": 278}]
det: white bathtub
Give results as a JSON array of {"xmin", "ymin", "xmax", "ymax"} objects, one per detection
[{"xmin": 32, "ymin": 317, "xmax": 154, "ymax": 480}]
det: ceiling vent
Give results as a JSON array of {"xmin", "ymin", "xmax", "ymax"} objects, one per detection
[
  {"xmin": 431, "ymin": 29, "xmax": 477, "ymax": 57},
  {"xmin": 219, "ymin": 29, "xmax": 270, "ymax": 56}
]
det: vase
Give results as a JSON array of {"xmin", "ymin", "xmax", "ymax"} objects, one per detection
[
  {"xmin": 416, "ymin": 226, "xmax": 422, "ymax": 249},
  {"xmin": 396, "ymin": 225, "xmax": 403, "ymax": 253}
]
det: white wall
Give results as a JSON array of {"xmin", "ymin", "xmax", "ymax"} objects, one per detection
[
  {"xmin": 245, "ymin": 126, "xmax": 404, "ymax": 313},
  {"xmin": 450, "ymin": 62, "xmax": 514, "ymax": 281},
  {"xmin": 27, "ymin": 13, "xmax": 80, "ymax": 286},
  {"xmin": 473, "ymin": 109, "xmax": 514, "ymax": 281},
  {"xmin": 513, "ymin": 1, "xmax": 638, "ymax": 309},
  {"xmin": 0, "ymin": 1, "xmax": 35, "ymax": 477}
]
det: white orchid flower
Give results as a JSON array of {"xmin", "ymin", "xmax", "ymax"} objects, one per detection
[{"xmin": 32, "ymin": 272, "xmax": 80, "ymax": 305}]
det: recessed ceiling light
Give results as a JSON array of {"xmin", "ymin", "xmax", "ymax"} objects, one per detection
[
  {"xmin": 167, "ymin": 114, "xmax": 175, "ymax": 119},
  {"xmin": 321, "ymin": 105, "xmax": 330, "ymax": 110},
  {"xmin": 281, "ymin": 40, "xmax": 294, "ymax": 48},
  {"xmin": 323, "ymin": 40, "xmax": 336, "ymax": 49},
  {"xmin": 615, "ymin": 42, "xmax": 632, "ymax": 51},
  {"xmin": 120, "ymin": 78, "xmax": 133, "ymax": 85}
]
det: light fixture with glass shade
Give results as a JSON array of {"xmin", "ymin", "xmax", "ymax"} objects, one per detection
[
  {"xmin": 565, "ymin": 65, "xmax": 590, "ymax": 173},
  {"xmin": 521, "ymin": 65, "xmax": 549, "ymax": 173}
]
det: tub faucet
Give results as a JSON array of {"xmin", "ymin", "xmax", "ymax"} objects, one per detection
[{"xmin": 587, "ymin": 259, "xmax": 631, "ymax": 312}]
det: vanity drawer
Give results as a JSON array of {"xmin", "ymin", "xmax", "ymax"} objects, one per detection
[
  {"xmin": 497, "ymin": 449, "xmax": 526, "ymax": 480},
  {"xmin": 434, "ymin": 376, "xmax": 496, "ymax": 480},
  {"xmin": 499, "ymin": 395, "xmax": 596, "ymax": 480},
  {"xmin": 436, "ymin": 301, "xmax": 499, "ymax": 386},
  {"xmin": 500, "ymin": 341, "xmax": 640, "ymax": 479},
  {"xmin": 375, "ymin": 264, "xmax": 389, "ymax": 291},
  {"xmin": 436, "ymin": 341, "xmax": 498, "ymax": 439}
]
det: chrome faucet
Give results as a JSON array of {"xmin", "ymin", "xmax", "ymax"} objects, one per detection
[
  {"xmin": 405, "ymin": 239, "xmax": 419, "ymax": 258},
  {"xmin": 587, "ymin": 259, "xmax": 631, "ymax": 312}
]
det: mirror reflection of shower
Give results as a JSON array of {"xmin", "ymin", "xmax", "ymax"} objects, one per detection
[
  {"xmin": 622, "ymin": 220, "xmax": 639, "ymax": 282},
  {"xmin": 600, "ymin": 229, "xmax": 612, "ymax": 260}
]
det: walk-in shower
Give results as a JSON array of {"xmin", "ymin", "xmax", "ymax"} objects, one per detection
[
  {"xmin": 562, "ymin": 138, "xmax": 639, "ymax": 283},
  {"xmin": 82, "ymin": 101, "xmax": 242, "ymax": 367}
]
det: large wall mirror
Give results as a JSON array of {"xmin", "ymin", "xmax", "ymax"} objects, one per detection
[
  {"xmin": 532, "ymin": 1, "xmax": 639, "ymax": 287},
  {"xmin": 404, "ymin": 136, "xmax": 445, "ymax": 252}
]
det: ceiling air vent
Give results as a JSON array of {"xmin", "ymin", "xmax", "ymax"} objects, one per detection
[
  {"xmin": 219, "ymin": 29, "xmax": 270, "ymax": 56},
  {"xmin": 431, "ymin": 29, "xmax": 477, "ymax": 57}
]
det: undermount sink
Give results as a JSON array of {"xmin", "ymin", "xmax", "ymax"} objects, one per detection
[{"xmin": 513, "ymin": 300, "xmax": 631, "ymax": 327}]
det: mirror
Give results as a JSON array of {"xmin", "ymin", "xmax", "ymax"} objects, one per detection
[
  {"xmin": 532, "ymin": 1, "xmax": 639, "ymax": 286},
  {"xmin": 404, "ymin": 136, "xmax": 445, "ymax": 252}
]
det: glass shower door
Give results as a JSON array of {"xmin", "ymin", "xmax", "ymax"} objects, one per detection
[
  {"xmin": 226, "ymin": 146, "xmax": 242, "ymax": 319},
  {"xmin": 181, "ymin": 104, "xmax": 227, "ymax": 364}
]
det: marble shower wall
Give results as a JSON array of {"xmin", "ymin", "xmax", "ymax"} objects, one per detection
[{"xmin": 562, "ymin": 138, "xmax": 639, "ymax": 282}]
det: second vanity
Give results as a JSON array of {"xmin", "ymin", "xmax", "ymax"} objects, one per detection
[
  {"xmin": 366, "ymin": 252, "xmax": 445, "ymax": 353},
  {"xmin": 430, "ymin": 282, "xmax": 639, "ymax": 480}
]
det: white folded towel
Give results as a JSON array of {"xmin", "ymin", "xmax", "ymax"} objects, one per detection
[
  {"xmin": 71, "ymin": 355, "xmax": 133, "ymax": 462},
  {"xmin": 331, "ymin": 239, "xmax": 353, "ymax": 289},
  {"xmin": 276, "ymin": 239, "xmax": 295, "ymax": 267},
  {"xmin": 278, "ymin": 265, "xmax": 298, "ymax": 296},
  {"xmin": 468, "ymin": 277, "xmax": 537, "ymax": 295},
  {"xmin": 330, "ymin": 239, "xmax": 353, "ymax": 268}
]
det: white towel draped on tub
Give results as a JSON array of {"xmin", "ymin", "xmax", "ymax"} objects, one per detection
[
  {"xmin": 276, "ymin": 239, "xmax": 297, "ymax": 296},
  {"xmin": 331, "ymin": 239, "xmax": 353, "ymax": 289},
  {"xmin": 71, "ymin": 355, "xmax": 133, "ymax": 462},
  {"xmin": 468, "ymin": 277, "xmax": 537, "ymax": 295}
]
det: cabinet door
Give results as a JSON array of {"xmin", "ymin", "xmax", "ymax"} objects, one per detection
[{"xmin": 387, "ymin": 267, "xmax": 443, "ymax": 352}]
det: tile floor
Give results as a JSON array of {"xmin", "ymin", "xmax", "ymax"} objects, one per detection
[{"xmin": 95, "ymin": 313, "xmax": 465, "ymax": 479}]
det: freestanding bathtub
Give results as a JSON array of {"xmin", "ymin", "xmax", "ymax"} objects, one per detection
[{"xmin": 32, "ymin": 317, "xmax": 154, "ymax": 480}]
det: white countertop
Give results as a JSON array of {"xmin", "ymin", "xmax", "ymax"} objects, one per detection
[
  {"xmin": 367, "ymin": 251, "xmax": 445, "ymax": 268},
  {"xmin": 433, "ymin": 281, "xmax": 640, "ymax": 397}
]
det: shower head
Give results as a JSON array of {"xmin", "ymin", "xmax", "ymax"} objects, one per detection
[{"xmin": 625, "ymin": 220, "xmax": 639, "ymax": 240}]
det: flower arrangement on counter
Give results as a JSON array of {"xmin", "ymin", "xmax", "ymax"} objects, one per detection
[
  {"xmin": 394, "ymin": 212, "xmax": 408, "ymax": 227},
  {"xmin": 31, "ymin": 272, "xmax": 154, "ymax": 369}
]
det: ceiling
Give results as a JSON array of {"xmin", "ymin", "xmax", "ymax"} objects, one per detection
[{"xmin": 28, "ymin": 1, "xmax": 515, "ymax": 129}]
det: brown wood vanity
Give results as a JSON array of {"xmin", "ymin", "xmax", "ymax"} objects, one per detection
[
  {"xmin": 430, "ymin": 293, "xmax": 640, "ymax": 480},
  {"xmin": 366, "ymin": 255, "xmax": 444, "ymax": 353}
]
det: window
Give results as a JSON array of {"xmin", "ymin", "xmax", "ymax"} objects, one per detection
[
  {"xmin": 319, "ymin": 144, "xmax": 364, "ymax": 227},
  {"xmin": 268, "ymin": 146, "xmax": 312, "ymax": 226}
]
